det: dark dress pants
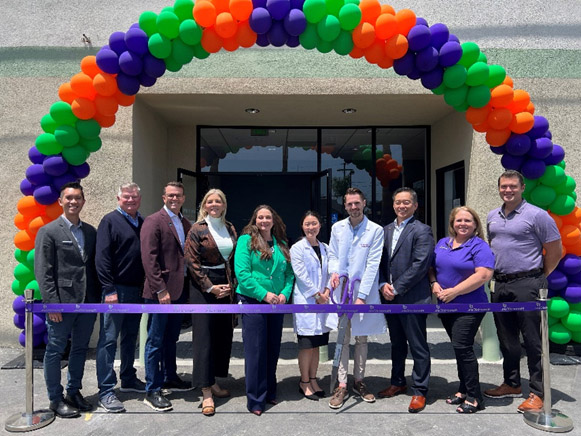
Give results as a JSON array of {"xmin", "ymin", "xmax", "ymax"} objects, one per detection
[{"xmin": 239, "ymin": 294, "xmax": 285, "ymax": 413}]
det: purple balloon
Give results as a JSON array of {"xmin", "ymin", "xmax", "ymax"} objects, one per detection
[
  {"xmin": 415, "ymin": 17, "xmax": 429, "ymax": 27},
  {"xmin": 439, "ymin": 41, "xmax": 462, "ymax": 67},
  {"xmin": 267, "ymin": 0, "xmax": 290, "ymax": 20},
  {"xmin": 26, "ymin": 164, "xmax": 51, "ymax": 185},
  {"xmin": 143, "ymin": 53, "xmax": 167, "ymax": 78},
  {"xmin": 548, "ymin": 269, "xmax": 568, "ymax": 291},
  {"xmin": 284, "ymin": 9, "xmax": 306, "ymax": 36},
  {"xmin": 267, "ymin": 21, "xmax": 288, "ymax": 47},
  {"xmin": 20, "ymin": 179, "xmax": 35, "ymax": 196},
  {"xmin": 28, "ymin": 146, "xmax": 45, "ymax": 164},
  {"xmin": 13, "ymin": 314, "xmax": 25, "ymax": 330},
  {"xmin": 109, "ymin": 31, "xmax": 128, "ymax": 55},
  {"xmin": 290, "ymin": 0, "xmax": 304, "ymax": 9},
  {"xmin": 13, "ymin": 296, "xmax": 25, "ymax": 315},
  {"xmin": 430, "ymin": 23, "xmax": 449, "ymax": 50},
  {"xmin": 501, "ymin": 153, "xmax": 524, "ymax": 171},
  {"xmin": 545, "ymin": 144, "xmax": 565, "ymax": 165},
  {"xmin": 528, "ymin": 137, "xmax": 553, "ymax": 159},
  {"xmin": 53, "ymin": 172, "xmax": 78, "ymax": 190},
  {"xmin": 96, "ymin": 47, "xmax": 120, "ymax": 74},
  {"xmin": 393, "ymin": 52, "xmax": 415, "ymax": 76},
  {"xmin": 286, "ymin": 34, "xmax": 300, "ymax": 47},
  {"xmin": 563, "ymin": 283, "xmax": 581, "ymax": 303},
  {"xmin": 119, "ymin": 50, "xmax": 143, "ymax": 76},
  {"xmin": 130, "ymin": 22, "xmax": 140, "ymax": 29},
  {"xmin": 407, "ymin": 25, "xmax": 431, "ymax": 52},
  {"xmin": 415, "ymin": 46, "xmax": 438, "ymax": 72},
  {"xmin": 407, "ymin": 67, "xmax": 421, "ymax": 80},
  {"xmin": 139, "ymin": 72, "xmax": 157, "ymax": 87},
  {"xmin": 70, "ymin": 162, "xmax": 91, "ymax": 179},
  {"xmin": 559, "ymin": 254, "xmax": 581, "ymax": 276},
  {"xmin": 505, "ymin": 134, "xmax": 531, "ymax": 156},
  {"xmin": 448, "ymin": 34, "xmax": 459, "ymax": 43},
  {"xmin": 34, "ymin": 184, "xmax": 60, "ymax": 205},
  {"xmin": 520, "ymin": 158, "xmax": 546, "ymax": 179},
  {"xmin": 420, "ymin": 66, "xmax": 443, "ymax": 89},
  {"xmin": 43, "ymin": 156, "xmax": 69, "ymax": 177},
  {"xmin": 490, "ymin": 144, "xmax": 506, "ymax": 155},
  {"xmin": 18, "ymin": 331, "xmax": 44, "ymax": 348},
  {"xmin": 527, "ymin": 116, "xmax": 550, "ymax": 139},
  {"xmin": 547, "ymin": 288, "xmax": 559, "ymax": 298},
  {"xmin": 125, "ymin": 27, "xmax": 149, "ymax": 55},
  {"xmin": 33, "ymin": 314, "xmax": 46, "ymax": 330},
  {"xmin": 256, "ymin": 33, "xmax": 270, "ymax": 47},
  {"xmin": 250, "ymin": 8, "xmax": 272, "ymax": 34},
  {"xmin": 544, "ymin": 130, "xmax": 552, "ymax": 140},
  {"xmin": 116, "ymin": 73, "xmax": 141, "ymax": 96},
  {"xmin": 253, "ymin": 0, "xmax": 267, "ymax": 7}
]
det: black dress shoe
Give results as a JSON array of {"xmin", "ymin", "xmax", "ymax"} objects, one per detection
[
  {"xmin": 50, "ymin": 400, "xmax": 81, "ymax": 418},
  {"xmin": 144, "ymin": 391, "xmax": 173, "ymax": 412},
  {"xmin": 64, "ymin": 392, "xmax": 93, "ymax": 412}
]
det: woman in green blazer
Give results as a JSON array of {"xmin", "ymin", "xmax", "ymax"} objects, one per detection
[{"xmin": 235, "ymin": 205, "xmax": 294, "ymax": 416}]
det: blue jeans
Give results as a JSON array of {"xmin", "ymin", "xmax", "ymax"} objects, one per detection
[
  {"xmin": 96, "ymin": 285, "xmax": 143, "ymax": 398},
  {"xmin": 144, "ymin": 288, "xmax": 187, "ymax": 393},
  {"xmin": 44, "ymin": 313, "xmax": 97, "ymax": 403}
]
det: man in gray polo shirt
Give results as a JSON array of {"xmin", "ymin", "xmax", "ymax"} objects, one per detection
[{"xmin": 485, "ymin": 170, "xmax": 562, "ymax": 413}]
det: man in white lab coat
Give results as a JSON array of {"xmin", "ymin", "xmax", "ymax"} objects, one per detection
[{"xmin": 327, "ymin": 187, "xmax": 387, "ymax": 409}]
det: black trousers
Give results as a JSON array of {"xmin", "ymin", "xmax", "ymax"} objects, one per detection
[
  {"xmin": 190, "ymin": 269, "xmax": 234, "ymax": 388},
  {"xmin": 440, "ymin": 312, "xmax": 485, "ymax": 402},
  {"xmin": 491, "ymin": 274, "xmax": 546, "ymax": 397}
]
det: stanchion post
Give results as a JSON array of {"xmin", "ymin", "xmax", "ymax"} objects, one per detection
[
  {"xmin": 5, "ymin": 289, "xmax": 55, "ymax": 432},
  {"xmin": 523, "ymin": 288, "xmax": 574, "ymax": 433}
]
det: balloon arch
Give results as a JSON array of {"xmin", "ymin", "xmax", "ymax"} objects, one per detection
[{"xmin": 10, "ymin": 0, "xmax": 581, "ymax": 346}]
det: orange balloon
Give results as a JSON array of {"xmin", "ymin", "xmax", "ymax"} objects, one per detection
[
  {"xmin": 193, "ymin": 0, "xmax": 217, "ymax": 28},
  {"xmin": 472, "ymin": 121, "xmax": 489, "ymax": 133},
  {"xmin": 377, "ymin": 56, "xmax": 394, "ymax": 69},
  {"xmin": 386, "ymin": 159, "xmax": 398, "ymax": 170},
  {"xmin": 93, "ymin": 73, "xmax": 118, "ymax": 97},
  {"xmin": 236, "ymin": 21, "xmax": 257, "ymax": 48},
  {"xmin": 17, "ymin": 196, "xmax": 42, "ymax": 217},
  {"xmin": 359, "ymin": 0, "xmax": 382, "ymax": 24},
  {"xmin": 566, "ymin": 244, "xmax": 581, "ymax": 256},
  {"xmin": 352, "ymin": 22, "xmax": 376, "ymax": 49},
  {"xmin": 58, "ymin": 82, "xmax": 77, "ymax": 104},
  {"xmin": 44, "ymin": 202, "xmax": 63, "ymax": 220},
  {"xmin": 487, "ymin": 108, "xmax": 513, "ymax": 130},
  {"xmin": 70, "ymin": 72, "xmax": 97, "ymax": 99},
  {"xmin": 548, "ymin": 211, "xmax": 563, "ymax": 229},
  {"xmin": 561, "ymin": 225, "xmax": 581, "ymax": 246},
  {"xmin": 95, "ymin": 95, "xmax": 119, "ymax": 116},
  {"xmin": 375, "ymin": 13, "xmax": 397, "ymax": 40},
  {"xmin": 114, "ymin": 90, "xmax": 136, "ymax": 106},
  {"xmin": 93, "ymin": 112, "xmax": 116, "ymax": 128},
  {"xmin": 201, "ymin": 28, "xmax": 223, "ymax": 53},
  {"xmin": 394, "ymin": 9, "xmax": 416, "ymax": 35},
  {"xmin": 212, "ymin": 0, "xmax": 230, "ymax": 14},
  {"xmin": 364, "ymin": 39, "xmax": 386, "ymax": 64},
  {"xmin": 14, "ymin": 230, "xmax": 35, "ymax": 251},
  {"xmin": 388, "ymin": 168, "xmax": 400, "ymax": 179},
  {"xmin": 489, "ymin": 84, "xmax": 514, "ymax": 108},
  {"xmin": 80, "ymin": 56, "xmax": 101, "ymax": 78},
  {"xmin": 230, "ymin": 0, "xmax": 253, "ymax": 21},
  {"xmin": 380, "ymin": 4, "xmax": 395, "ymax": 15},
  {"xmin": 14, "ymin": 213, "xmax": 31, "ymax": 230},
  {"xmin": 486, "ymin": 128, "xmax": 511, "ymax": 147},
  {"xmin": 222, "ymin": 36, "xmax": 240, "ymax": 52},
  {"xmin": 465, "ymin": 105, "xmax": 490, "ymax": 125},
  {"xmin": 384, "ymin": 34, "xmax": 408, "ymax": 59},
  {"xmin": 71, "ymin": 97, "xmax": 97, "ymax": 120},
  {"xmin": 28, "ymin": 215, "xmax": 52, "ymax": 234},
  {"xmin": 349, "ymin": 46, "xmax": 365, "ymax": 59},
  {"xmin": 526, "ymin": 102, "xmax": 535, "ymax": 114},
  {"xmin": 510, "ymin": 111, "xmax": 535, "ymax": 134},
  {"xmin": 215, "ymin": 12, "xmax": 238, "ymax": 39},
  {"xmin": 502, "ymin": 75, "xmax": 514, "ymax": 88},
  {"xmin": 559, "ymin": 207, "xmax": 581, "ymax": 227},
  {"xmin": 383, "ymin": 153, "xmax": 392, "ymax": 160},
  {"xmin": 506, "ymin": 89, "xmax": 530, "ymax": 113}
]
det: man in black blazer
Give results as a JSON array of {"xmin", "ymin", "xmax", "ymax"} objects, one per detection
[
  {"xmin": 377, "ymin": 187, "xmax": 434, "ymax": 413},
  {"xmin": 35, "ymin": 182, "xmax": 100, "ymax": 418}
]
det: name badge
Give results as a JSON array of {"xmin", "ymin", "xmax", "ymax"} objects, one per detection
[
  {"xmin": 62, "ymin": 241, "xmax": 73, "ymax": 245},
  {"xmin": 360, "ymin": 243, "xmax": 370, "ymax": 248}
]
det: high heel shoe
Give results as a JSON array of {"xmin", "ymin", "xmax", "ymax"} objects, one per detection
[
  {"xmin": 456, "ymin": 400, "xmax": 485, "ymax": 414},
  {"xmin": 446, "ymin": 394, "xmax": 466, "ymax": 405},
  {"xmin": 310, "ymin": 377, "xmax": 325, "ymax": 398},
  {"xmin": 299, "ymin": 380, "xmax": 319, "ymax": 401}
]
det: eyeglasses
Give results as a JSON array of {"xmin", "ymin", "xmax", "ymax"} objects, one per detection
[{"xmin": 165, "ymin": 193, "xmax": 184, "ymax": 199}]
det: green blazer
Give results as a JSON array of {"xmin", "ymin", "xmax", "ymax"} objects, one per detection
[{"xmin": 235, "ymin": 234, "xmax": 294, "ymax": 301}]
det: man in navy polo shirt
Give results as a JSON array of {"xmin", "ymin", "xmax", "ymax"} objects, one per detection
[{"xmin": 485, "ymin": 170, "xmax": 562, "ymax": 413}]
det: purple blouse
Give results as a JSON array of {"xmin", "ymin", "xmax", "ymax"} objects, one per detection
[{"xmin": 433, "ymin": 236, "xmax": 495, "ymax": 304}]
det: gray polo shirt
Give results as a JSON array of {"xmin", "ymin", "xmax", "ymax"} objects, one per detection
[{"xmin": 487, "ymin": 200, "xmax": 560, "ymax": 274}]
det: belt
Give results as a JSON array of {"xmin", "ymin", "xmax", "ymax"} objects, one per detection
[
  {"xmin": 493, "ymin": 268, "xmax": 543, "ymax": 282},
  {"xmin": 201, "ymin": 264, "xmax": 226, "ymax": 270}
]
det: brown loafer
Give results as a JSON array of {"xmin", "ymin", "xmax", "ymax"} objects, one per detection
[
  {"xmin": 517, "ymin": 393, "xmax": 543, "ymax": 413},
  {"xmin": 377, "ymin": 385, "xmax": 407, "ymax": 398},
  {"xmin": 210, "ymin": 384, "xmax": 231, "ymax": 398},
  {"xmin": 408, "ymin": 395, "xmax": 426, "ymax": 413}
]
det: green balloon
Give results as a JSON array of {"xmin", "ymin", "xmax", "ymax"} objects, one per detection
[
  {"xmin": 193, "ymin": 44, "xmax": 210, "ymax": 59},
  {"xmin": 161, "ymin": 6, "xmax": 175, "ymax": 13},
  {"xmin": 171, "ymin": 38, "xmax": 195, "ymax": 65},
  {"xmin": 548, "ymin": 296, "xmax": 569, "ymax": 319},
  {"xmin": 562, "ymin": 310, "xmax": 581, "ymax": 332},
  {"xmin": 139, "ymin": 11, "xmax": 159, "ymax": 37},
  {"xmin": 558, "ymin": 160, "xmax": 566, "ymax": 169},
  {"xmin": 79, "ymin": 137, "xmax": 102, "ymax": 153},
  {"xmin": 443, "ymin": 85, "xmax": 468, "ymax": 107},
  {"xmin": 26, "ymin": 249, "xmax": 34, "ymax": 268},
  {"xmin": 571, "ymin": 302, "xmax": 581, "ymax": 312},
  {"xmin": 12, "ymin": 279, "xmax": 25, "ymax": 296},
  {"xmin": 555, "ymin": 176, "xmax": 576, "ymax": 195},
  {"xmin": 375, "ymin": 149, "xmax": 383, "ymax": 159},
  {"xmin": 164, "ymin": 56, "xmax": 183, "ymax": 72},
  {"xmin": 524, "ymin": 177, "xmax": 538, "ymax": 191},
  {"xmin": 431, "ymin": 83, "xmax": 446, "ymax": 95},
  {"xmin": 443, "ymin": 64, "xmax": 467, "ymax": 89},
  {"xmin": 453, "ymin": 101, "xmax": 470, "ymax": 112},
  {"xmin": 338, "ymin": 3, "xmax": 361, "ymax": 30},
  {"xmin": 485, "ymin": 64, "xmax": 506, "ymax": 88},
  {"xmin": 465, "ymin": 62, "xmax": 489, "ymax": 87},
  {"xmin": 14, "ymin": 249, "xmax": 29, "ymax": 264},
  {"xmin": 571, "ymin": 191, "xmax": 577, "ymax": 201},
  {"xmin": 50, "ymin": 101, "xmax": 77, "ymax": 126},
  {"xmin": 148, "ymin": 33, "xmax": 172, "ymax": 59},
  {"xmin": 548, "ymin": 315, "xmax": 560, "ymax": 326},
  {"xmin": 75, "ymin": 119, "xmax": 101, "ymax": 139},
  {"xmin": 54, "ymin": 125, "xmax": 80, "ymax": 148},
  {"xmin": 549, "ymin": 322, "xmax": 572, "ymax": 344},
  {"xmin": 62, "ymin": 145, "xmax": 89, "ymax": 166},
  {"xmin": 173, "ymin": 0, "xmax": 195, "ymax": 21},
  {"xmin": 458, "ymin": 42, "xmax": 481, "ymax": 68},
  {"xmin": 25, "ymin": 280, "xmax": 41, "ymax": 301},
  {"xmin": 477, "ymin": 52, "xmax": 487, "ymax": 64},
  {"xmin": 344, "ymin": 0, "xmax": 359, "ymax": 4},
  {"xmin": 35, "ymin": 133, "xmax": 63, "ymax": 156},
  {"xmin": 540, "ymin": 165, "xmax": 566, "ymax": 187},
  {"xmin": 317, "ymin": 15, "xmax": 341, "ymax": 42},
  {"xmin": 550, "ymin": 194, "xmax": 576, "ymax": 215},
  {"xmin": 325, "ymin": 0, "xmax": 344, "ymax": 16},
  {"xmin": 179, "ymin": 19, "xmax": 202, "ymax": 46},
  {"xmin": 572, "ymin": 329, "xmax": 581, "ymax": 343},
  {"xmin": 300, "ymin": 23, "xmax": 319, "ymax": 50},
  {"xmin": 157, "ymin": 11, "xmax": 180, "ymax": 39},
  {"xmin": 333, "ymin": 30, "xmax": 354, "ymax": 55},
  {"xmin": 14, "ymin": 263, "xmax": 34, "ymax": 284},
  {"xmin": 466, "ymin": 85, "xmax": 491, "ymax": 108},
  {"xmin": 303, "ymin": 0, "xmax": 327, "ymax": 24},
  {"xmin": 40, "ymin": 114, "xmax": 58, "ymax": 134},
  {"xmin": 316, "ymin": 39, "xmax": 334, "ymax": 53},
  {"xmin": 530, "ymin": 184, "xmax": 557, "ymax": 207}
]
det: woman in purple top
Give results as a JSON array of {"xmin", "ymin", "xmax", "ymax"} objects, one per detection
[{"xmin": 428, "ymin": 206, "xmax": 495, "ymax": 413}]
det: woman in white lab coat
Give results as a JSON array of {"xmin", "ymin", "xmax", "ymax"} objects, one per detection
[{"xmin": 291, "ymin": 211, "xmax": 337, "ymax": 400}]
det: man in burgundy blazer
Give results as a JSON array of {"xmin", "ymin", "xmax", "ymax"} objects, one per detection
[{"xmin": 140, "ymin": 181, "xmax": 193, "ymax": 412}]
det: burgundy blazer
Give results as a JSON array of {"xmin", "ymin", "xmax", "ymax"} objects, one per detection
[{"xmin": 141, "ymin": 207, "xmax": 192, "ymax": 301}]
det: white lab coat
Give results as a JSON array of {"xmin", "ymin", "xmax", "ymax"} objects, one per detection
[
  {"xmin": 328, "ymin": 216, "xmax": 387, "ymax": 336},
  {"xmin": 291, "ymin": 238, "xmax": 338, "ymax": 335}
]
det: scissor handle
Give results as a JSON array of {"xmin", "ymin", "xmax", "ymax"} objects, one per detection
[{"xmin": 330, "ymin": 274, "xmax": 349, "ymax": 305}]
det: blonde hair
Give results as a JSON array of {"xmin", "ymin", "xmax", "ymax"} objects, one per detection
[
  {"xmin": 448, "ymin": 206, "xmax": 484, "ymax": 239},
  {"xmin": 197, "ymin": 189, "xmax": 227, "ymax": 223}
]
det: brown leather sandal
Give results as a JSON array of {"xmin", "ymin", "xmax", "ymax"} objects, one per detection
[{"xmin": 201, "ymin": 388, "xmax": 215, "ymax": 416}]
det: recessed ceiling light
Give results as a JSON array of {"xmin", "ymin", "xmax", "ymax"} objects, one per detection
[
  {"xmin": 342, "ymin": 108, "xmax": 357, "ymax": 114},
  {"xmin": 245, "ymin": 108, "xmax": 260, "ymax": 114}
]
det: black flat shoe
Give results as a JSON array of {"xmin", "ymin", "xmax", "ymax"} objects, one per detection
[
  {"xmin": 50, "ymin": 400, "xmax": 80, "ymax": 419},
  {"xmin": 64, "ymin": 392, "xmax": 93, "ymax": 412},
  {"xmin": 446, "ymin": 395, "xmax": 466, "ymax": 405},
  {"xmin": 299, "ymin": 381, "xmax": 319, "ymax": 401},
  {"xmin": 456, "ymin": 401, "xmax": 485, "ymax": 414}
]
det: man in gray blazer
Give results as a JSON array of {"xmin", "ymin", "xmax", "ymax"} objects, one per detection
[
  {"xmin": 35, "ymin": 182, "xmax": 100, "ymax": 418},
  {"xmin": 377, "ymin": 187, "xmax": 434, "ymax": 413}
]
